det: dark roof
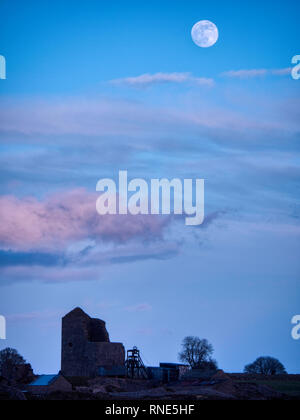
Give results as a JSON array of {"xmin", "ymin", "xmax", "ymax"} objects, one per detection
[{"xmin": 63, "ymin": 307, "xmax": 90, "ymax": 319}]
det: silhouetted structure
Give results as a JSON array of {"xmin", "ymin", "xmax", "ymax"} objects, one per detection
[
  {"xmin": 126, "ymin": 347, "xmax": 149, "ymax": 379},
  {"xmin": 61, "ymin": 308, "xmax": 125, "ymax": 377}
]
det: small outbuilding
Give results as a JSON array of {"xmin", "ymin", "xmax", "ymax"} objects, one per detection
[
  {"xmin": 147, "ymin": 363, "xmax": 190, "ymax": 383},
  {"xmin": 28, "ymin": 374, "xmax": 72, "ymax": 395}
]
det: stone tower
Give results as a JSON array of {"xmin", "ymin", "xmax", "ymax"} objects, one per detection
[{"xmin": 61, "ymin": 308, "xmax": 125, "ymax": 377}]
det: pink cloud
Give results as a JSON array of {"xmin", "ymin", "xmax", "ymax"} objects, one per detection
[
  {"xmin": 125, "ymin": 303, "xmax": 153, "ymax": 313},
  {"xmin": 7, "ymin": 310, "xmax": 62, "ymax": 322},
  {"xmin": 0, "ymin": 189, "xmax": 170, "ymax": 251},
  {"xmin": 0, "ymin": 265, "xmax": 103, "ymax": 284},
  {"xmin": 0, "ymin": 96, "xmax": 297, "ymax": 143},
  {"xmin": 137, "ymin": 328, "xmax": 154, "ymax": 336}
]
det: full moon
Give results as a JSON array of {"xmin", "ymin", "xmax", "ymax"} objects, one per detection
[{"xmin": 191, "ymin": 20, "xmax": 219, "ymax": 48}]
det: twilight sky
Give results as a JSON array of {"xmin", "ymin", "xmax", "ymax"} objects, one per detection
[{"xmin": 0, "ymin": 0, "xmax": 299, "ymax": 374}]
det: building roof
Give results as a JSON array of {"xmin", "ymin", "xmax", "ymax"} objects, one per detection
[
  {"xmin": 63, "ymin": 307, "xmax": 89, "ymax": 319},
  {"xmin": 160, "ymin": 363, "xmax": 189, "ymax": 368},
  {"xmin": 29, "ymin": 375, "xmax": 58, "ymax": 386}
]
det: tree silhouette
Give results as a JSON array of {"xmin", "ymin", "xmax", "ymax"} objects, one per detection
[
  {"xmin": 0, "ymin": 348, "xmax": 26, "ymax": 381},
  {"xmin": 179, "ymin": 336, "xmax": 217, "ymax": 370},
  {"xmin": 244, "ymin": 357, "xmax": 286, "ymax": 376}
]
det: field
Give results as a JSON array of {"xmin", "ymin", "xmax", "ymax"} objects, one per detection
[
  {"xmin": 2, "ymin": 372, "xmax": 300, "ymax": 400},
  {"xmin": 254, "ymin": 381, "xmax": 300, "ymax": 397},
  {"xmin": 229, "ymin": 374, "xmax": 300, "ymax": 398}
]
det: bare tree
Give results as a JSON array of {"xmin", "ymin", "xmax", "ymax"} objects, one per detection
[
  {"xmin": 179, "ymin": 336, "xmax": 217, "ymax": 370},
  {"xmin": 244, "ymin": 357, "xmax": 286, "ymax": 376},
  {"xmin": 0, "ymin": 348, "xmax": 26, "ymax": 381}
]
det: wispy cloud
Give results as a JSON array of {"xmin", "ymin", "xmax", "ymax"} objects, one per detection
[
  {"xmin": 1, "ymin": 95, "xmax": 297, "ymax": 146},
  {"xmin": 0, "ymin": 242, "xmax": 181, "ymax": 284},
  {"xmin": 221, "ymin": 68, "xmax": 292, "ymax": 79},
  {"xmin": 137, "ymin": 328, "xmax": 154, "ymax": 336},
  {"xmin": 109, "ymin": 249, "xmax": 179, "ymax": 265},
  {"xmin": 75, "ymin": 241, "xmax": 181, "ymax": 269},
  {"xmin": 0, "ymin": 265, "xmax": 103, "ymax": 285},
  {"xmin": 125, "ymin": 303, "xmax": 153, "ymax": 313},
  {"xmin": 7, "ymin": 310, "xmax": 62, "ymax": 322},
  {"xmin": 110, "ymin": 72, "xmax": 215, "ymax": 88},
  {"xmin": 270, "ymin": 68, "xmax": 292, "ymax": 76}
]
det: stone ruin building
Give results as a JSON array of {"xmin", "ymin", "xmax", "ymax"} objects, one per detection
[{"xmin": 61, "ymin": 307, "xmax": 125, "ymax": 377}]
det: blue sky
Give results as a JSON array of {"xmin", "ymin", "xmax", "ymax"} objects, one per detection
[{"xmin": 0, "ymin": 0, "xmax": 299, "ymax": 374}]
